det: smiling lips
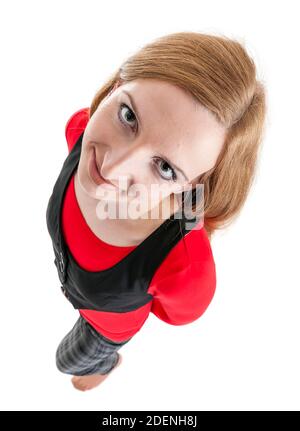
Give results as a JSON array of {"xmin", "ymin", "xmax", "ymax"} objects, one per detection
[{"xmin": 88, "ymin": 148, "xmax": 117, "ymax": 189}]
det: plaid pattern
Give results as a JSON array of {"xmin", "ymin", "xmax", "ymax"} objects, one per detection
[{"xmin": 55, "ymin": 315, "xmax": 132, "ymax": 376}]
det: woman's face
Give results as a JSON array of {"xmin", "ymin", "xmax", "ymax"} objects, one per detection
[{"xmin": 77, "ymin": 78, "xmax": 226, "ymax": 219}]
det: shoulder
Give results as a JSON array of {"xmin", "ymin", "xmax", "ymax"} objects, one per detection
[
  {"xmin": 151, "ymin": 221, "xmax": 215, "ymax": 283},
  {"xmin": 65, "ymin": 107, "xmax": 90, "ymax": 153},
  {"xmin": 150, "ymin": 224, "xmax": 217, "ymax": 325}
]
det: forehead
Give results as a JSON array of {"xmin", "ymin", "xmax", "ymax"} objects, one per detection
[{"xmin": 115, "ymin": 78, "xmax": 226, "ymax": 181}]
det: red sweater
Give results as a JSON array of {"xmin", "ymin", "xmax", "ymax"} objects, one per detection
[{"xmin": 61, "ymin": 107, "xmax": 217, "ymax": 342}]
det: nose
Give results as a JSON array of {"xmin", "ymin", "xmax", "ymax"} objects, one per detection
[{"xmin": 100, "ymin": 151, "xmax": 134, "ymax": 192}]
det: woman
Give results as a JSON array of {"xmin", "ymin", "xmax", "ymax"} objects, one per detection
[{"xmin": 46, "ymin": 31, "xmax": 267, "ymax": 391}]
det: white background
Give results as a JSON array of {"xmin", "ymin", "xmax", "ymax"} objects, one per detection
[{"xmin": 0, "ymin": 0, "xmax": 299, "ymax": 411}]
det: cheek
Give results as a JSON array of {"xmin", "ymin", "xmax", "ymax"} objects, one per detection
[
  {"xmin": 146, "ymin": 182, "xmax": 174, "ymax": 205},
  {"xmin": 128, "ymin": 183, "xmax": 162, "ymax": 206}
]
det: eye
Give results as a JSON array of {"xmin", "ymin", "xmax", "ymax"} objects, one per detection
[
  {"xmin": 153, "ymin": 157, "xmax": 177, "ymax": 182},
  {"xmin": 118, "ymin": 103, "xmax": 137, "ymax": 131}
]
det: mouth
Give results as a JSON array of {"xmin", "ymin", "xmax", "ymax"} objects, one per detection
[{"xmin": 88, "ymin": 148, "xmax": 116, "ymax": 189}]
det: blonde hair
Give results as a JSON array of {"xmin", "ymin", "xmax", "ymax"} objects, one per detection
[{"xmin": 89, "ymin": 31, "xmax": 267, "ymax": 240}]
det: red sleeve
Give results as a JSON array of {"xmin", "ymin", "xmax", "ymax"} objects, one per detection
[
  {"xmin": 65, "ymin": 107, "xmax": 90, "ymax": 153},
  {"xmin": 150, "ymin": 256, "xmax": 217, "ymax": 326}
]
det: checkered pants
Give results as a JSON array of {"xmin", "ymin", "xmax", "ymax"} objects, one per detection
[{"xmin": 55, "ymin": 315, "xmax": 132, "ymax": 376}]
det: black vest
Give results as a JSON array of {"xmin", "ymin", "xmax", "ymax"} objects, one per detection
[{"xmin": 46, "ymin": 132, "xmax": 198, "ymax": 313}]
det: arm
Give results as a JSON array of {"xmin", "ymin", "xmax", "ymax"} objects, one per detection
[{"xmin": 151, "ymin": 258, "xmax": 217, "ymax": 326}]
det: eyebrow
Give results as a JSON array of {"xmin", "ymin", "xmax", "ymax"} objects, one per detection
[{"xmin": 122, "ymin": 89, "xmax": 189, "ymax": 183}]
